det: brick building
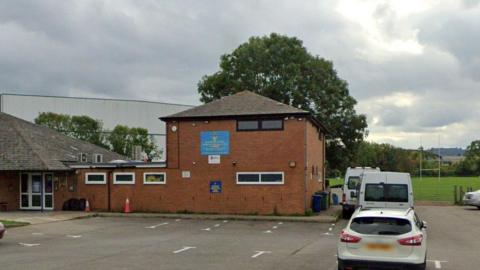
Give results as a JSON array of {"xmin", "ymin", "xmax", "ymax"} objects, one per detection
[{"xmin": 0, "ymin": 91, "xmax": 327, "ymax": 215}]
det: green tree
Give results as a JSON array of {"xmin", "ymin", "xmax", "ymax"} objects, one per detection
[
  {"xmin": 35, "ymin": 112, "xmax": 72, "ymax": 135},
  {"xmin": 108, "ymin": 125, "xmax": 157, "ymax": 158},
  {"xmin": 198, "ymin": 33, "xmax": 368, "ymax": 173},
  {"xmin": 456, "ymin": 140, "xmax": 480, "ymax": 175},
  {"xmin": 35, "ymin": 112, "xmax": 107, "ymax": 148}
]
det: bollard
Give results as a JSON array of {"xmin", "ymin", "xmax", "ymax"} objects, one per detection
[{"xmin": 454, "ymin": 185, "xmax": 458, "ymax": 204}]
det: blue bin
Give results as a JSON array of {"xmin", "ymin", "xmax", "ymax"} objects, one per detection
[
  {"xmin": 332, "ymin": 194, "xmax": 339, "ymax": 205},
  {"xmin": 312, "ymin": 194, "xmax": 323, "ymax": 213}
]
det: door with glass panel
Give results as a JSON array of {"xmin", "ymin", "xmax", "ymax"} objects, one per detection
[{"xmin": 20, "ymin": 173, "xmax": 54, "ymax": 210}]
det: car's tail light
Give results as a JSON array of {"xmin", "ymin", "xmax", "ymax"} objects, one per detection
[
  {"xmin": 398, "ymin": 234, "xmax": 423, "ymax": 246},
  {"xmin": 342, "ymin": 193, "xmax": 346, "ymax": 203},
  {"xmin": 340, "ymin": 230, "xmax": 362, "ymax": 243}
]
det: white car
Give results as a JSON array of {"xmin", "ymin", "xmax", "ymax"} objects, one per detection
[
  {"xmin": 0, "ymin": 222, "xmax": 4, "ymax": 239},
  {"xmin": 337, "ymin": 208, "xmax": 427, "ymax": 270},
  {"xmin": 463, "ymin": 190, "xmax": 480, "ymax": 209}
]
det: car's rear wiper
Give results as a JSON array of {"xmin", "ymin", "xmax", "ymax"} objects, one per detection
[{"xmin": 377, "ymin": 231, "xmax": 400, "ymax": 235}]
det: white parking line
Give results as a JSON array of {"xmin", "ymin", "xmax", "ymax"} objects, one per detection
[
  {"xmin": 272, "ymin": 226, "xmax": 278, "ymax": 229},
  {"xmin": 251, "ymin": 251, "xmax": 271, "ymax": 258},
  {"xmin": 202, "ymin": 227, "xmax": 211, "ymax": 231},
  {"xmin": 66, "ymin": 235, "xmax": 82, "ymax": 238},
  {"xmin": 214, "ymin": 224, "xmax": 220, "ymax": 227},
  {"xmin": 263, "ymin": 230, "xmax": 273, "ymax": 234},
  {"xmin": 427, "ymin": 260, "xmax": 448, "ymax": 269},
  {"xmin": 278, "ymin": 222, "xmax": 283, "ymax": 225},
  {"xmin": 223, "ymin": 220, "xmax": 228, "ymax": 223},
  {"xmin": 173, "ymin": 246, "xmax": 196, "ymax": 254},
  {"xmin": 145, "ymin": 222, "xmax": 169, "ymax": 229},
  {"xmin": 175, "ymin": 219, "xmax": 181, "ymax": 222},
  {"xmin": 19, "ymin": 242, "xmax": 40, "ymax": 247},
  {"xmin": 328, "ymin": 227, "xmax": 333, "ymax": 231},
  {"xmin": 32, "ymin": 232, "xmax": 44, "ymax": 236}
]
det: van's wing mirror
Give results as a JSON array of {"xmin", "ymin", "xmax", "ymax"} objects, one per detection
[
  {"xmin": 350, "ymin": 191, "xmax": 357, "ymax": 198},
  {"xmin": 421, "ymin": 221, "xmax": 428, "ymax": 229}
]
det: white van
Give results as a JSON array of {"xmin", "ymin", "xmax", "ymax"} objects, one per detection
[
  {"xmin": 358, "ymin": 171, "xmax": 414, "ymax": 209},
  {"xmin": 342, "ymin": 167, "xmax": 380, "ymax": 217}
]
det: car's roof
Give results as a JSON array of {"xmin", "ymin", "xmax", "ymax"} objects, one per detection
[{"xmin": 352, "ymin": 208, "xmax": 414, "ymax": 219}]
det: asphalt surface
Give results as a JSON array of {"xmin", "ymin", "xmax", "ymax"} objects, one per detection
[{"xmin": 0, "ymin": 206, "xmax": 478, "ymax": 270}]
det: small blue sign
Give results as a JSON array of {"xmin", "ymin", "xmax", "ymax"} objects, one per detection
[
  {"xmin": 210, "ymin": 181, "xmax": 222, "ymax": 193},
  {"xmin": 200, "ymin": 131, "xmax": 230, "ymax": 155}
]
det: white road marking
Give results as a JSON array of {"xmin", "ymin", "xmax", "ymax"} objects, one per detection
[
  {"xmin": 328, "ymin": 227, "xmax": 333, "ymax": 231},
  {"xmin": 32, "ymin": 232, "xmax": 44, "ymax": 236},
  {"xmin": 323, "ymin": 232, "xmax": 333, "ymax": 236},
  {"xmin": 202, "ymin": 227, "xmax": 211, "ymax": 231},
  {"xmin": 278, "ymin": 222, "xmax": 283, "ymax": 225},
  {"xmin": 263, "ymin": 230, "xmax": 273, "ymax": 234},
  {"xmin": 331, "ymin": 223, "xmax": 336, "ymax": 226},
  {"xmin": 173, "ymin": 246, "xmax": 196, "ymax": 254},
  {"xmin": 427, "ymin": 260, "xmax": 447, "ymax": 269},
  {"xmin": 175, "ymin": 219, "xmax": 181, "ymax": 222},
  {"xmin": 66, "ymin": 235, "xmax": 82, "ymax": 238},
  {"xmin": 251, "ymin": 251, "xmax": 271, "ymax": 258},
  {"xmin": 19, "ymin": 242, "xmax": 40, "ymax": 247},
  {"xmin": 223, "ymin": 220, "xmax": 228, "ymax": 223},
  {"xmin": 272, "ymin": 226, "xmax": 278, "ymax": 229},
  {"xmin": 145, "ymin": 222, "xmax": 169, "ymax": 229},
  {"xmin": 214, "ymin": 224, "xmax": 220, "ymax": 227}
]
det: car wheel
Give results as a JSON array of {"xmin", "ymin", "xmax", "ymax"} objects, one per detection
[
  {"xmin": 337, "ymin": 259, "xmax": 344, "ymax": 270},
  {"xmin": 477, "ymin": 206, "xmax": 480, "ymax": 210}
]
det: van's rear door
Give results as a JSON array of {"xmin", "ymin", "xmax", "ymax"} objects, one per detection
[
  {"xmin": 385, "ymin": 173, "xmax": 411, "ymax": 209},
  {"xmin": 361, "ymin": 173, "xmax": 387, "ymax": 208}
]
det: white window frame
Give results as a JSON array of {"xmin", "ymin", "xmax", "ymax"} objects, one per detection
[
  {"xmin": 236, "ymin": 172, "xmax": 284, "ymax": 185},
  {"xmin": 143, "ymin": 172, "xmax": 167, "ymax": 185},
  {"xmin": 85, "ymin": 172, "xmax": 107, "ymax": 185},
  {"xmin": 113, "ymin": 172, "xmax": 135, "ymax": 185}
]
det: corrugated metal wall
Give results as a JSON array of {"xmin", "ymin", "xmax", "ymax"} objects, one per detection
[{"xmin": 0, "ymin": 94, "xmax": 194, "ymax": 158}]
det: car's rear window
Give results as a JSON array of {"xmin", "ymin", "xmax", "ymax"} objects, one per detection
[
  {"xmin": 350, "ymin": 217, "xmax": 412, "ymax": 235},
  {"xmin": 365, "ymin": 184, "xmax": 408, "ymax": 202},
  {"xmin": 347, "ymin": 176, "xmax": 361, "ymax": 190}
]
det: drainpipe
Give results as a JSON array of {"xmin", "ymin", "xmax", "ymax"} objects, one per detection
[
  {"xmin": 304, "ymin": 118, "xmax": 308, "ymax": 212},
  {"xmin": 107, "ymin": 170, "xmax": 112, "ymax": 211}
]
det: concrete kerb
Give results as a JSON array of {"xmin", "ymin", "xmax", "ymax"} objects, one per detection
[{"xmin": 94, "ymin": 210, "xmax": 341, "ymax": 223}]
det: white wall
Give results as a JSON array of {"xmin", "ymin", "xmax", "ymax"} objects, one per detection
[{"xmin": 0, "ymin": 94, "xmax": 193, "ymax": 157}]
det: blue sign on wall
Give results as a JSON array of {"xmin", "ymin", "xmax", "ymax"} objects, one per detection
[
  {"xmin": 200, "ymin": 131, "xmax": 230, "ymax": 155},
  {"xmin": 210, "ymin": 181, "xmax": 222, "ymax": 193}
]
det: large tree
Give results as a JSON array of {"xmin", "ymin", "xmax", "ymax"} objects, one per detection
[{"xmin": 198, "ymin": 33, "xmax": 368, "ymax": 173}]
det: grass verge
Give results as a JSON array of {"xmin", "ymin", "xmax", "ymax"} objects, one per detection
[{"xmin": 0, "ymin": 220, "xmax": 30, "ymax": 228}]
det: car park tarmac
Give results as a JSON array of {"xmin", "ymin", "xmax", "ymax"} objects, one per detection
[{"xmin": 0, "ymin": 206, "xmax": 478, "ymax": 270}]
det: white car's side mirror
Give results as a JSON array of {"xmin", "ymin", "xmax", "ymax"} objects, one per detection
[{"xmin": 422, "ymin": 221, "xmax": 428, "ymax": 229}]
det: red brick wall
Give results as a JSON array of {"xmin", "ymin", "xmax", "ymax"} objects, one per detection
[
  {"xmin": 305, "ymin": 121, "xmax": 326, "ymax": 210},
  {"xmin": 0, "ymin": 172, "xmax": 19, "ymax": 210},
  {"xmin": 71, "ymin": 117, "xmax": 322, "ymax": 215},
  {"xmin": 0, "ymin": 117, "xmax": 325, "ymax": 215}
]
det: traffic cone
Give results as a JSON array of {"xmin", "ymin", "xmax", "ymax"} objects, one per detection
[
  {"xmin": 85, "ymin": 199, "xmax": 91, "ymax": 212},
  {"xmin": 124, "ymin": 198, "xmax": 131, "ymax": 213}
]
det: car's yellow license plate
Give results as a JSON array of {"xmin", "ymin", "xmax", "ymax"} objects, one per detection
[{"xmin": 365, "ymin": 243, "xmax": 393, "ymax": 251}]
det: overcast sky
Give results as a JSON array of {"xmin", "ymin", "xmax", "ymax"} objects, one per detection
[{"xmin": 0, "ymin": 0, "xmax": 479, "ymax": 149}]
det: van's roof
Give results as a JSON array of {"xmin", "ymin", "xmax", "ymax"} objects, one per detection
[
  {"xmin": 362, "ymin": 171, "xmax": 410, "ymax": 177},
  {"xmin": 353, "ymin": 208, "xmax": 414, "ymax": 219}
]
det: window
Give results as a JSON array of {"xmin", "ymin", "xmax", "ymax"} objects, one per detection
[
  {"xmin": 236, "ymin": 172, "xmax": 284, "ymax": 185},
  {"xmin": 350, "ymin": 217, "xmax": 412, "ymax": 235},
  {"xmin": 85, "ymin": 173, "xmax": 107, "ymax": 184},
  {"xmin": 347, "ymin": 176, "xmax": 361, "ymax": 190},
  {"xmin": 93, "ymin": 154, "xmax": 103, "ymax": 163},
  {"xmin": 113, "ymin": 172, "xmax": 135, "ymax": 184},
  {"xmin": 365, "ymin": 184, "xmax": 408, "ymax": 202},
  {"xmin": 261, "ymin": 119, "xmax": 283, "ymax": 130},
  {"xmin": 237, "ymin": 120, "xmax": 259, "ymax": 130},
  {"xmin": 143, "ymin": 173, "xmax": 166, "ymax": 185},
  {"xmin": 237, "ymin": 119, "xmax": 283, "ymax": 131}
]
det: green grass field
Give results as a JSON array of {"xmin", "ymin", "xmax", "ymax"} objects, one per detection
[
  {"xmin": 329, "ymin": 176, "xmax": 480, "ymax": 202},
  {"xmin": 0, "ymin": 220, "xmax": 29, "ymax": 228}
]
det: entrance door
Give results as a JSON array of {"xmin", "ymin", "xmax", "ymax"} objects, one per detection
[{"xmin": 20, "ymin": 173, "xmax": 54, "ymax": 210}]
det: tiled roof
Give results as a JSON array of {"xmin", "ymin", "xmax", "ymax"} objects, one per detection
[
  {"xmin": 0, "ymin": 112, "xmax": 125, "ymax": 171},
  {"xmin": 161, "ymin": 91, "xmax": 309, "ymax": 120}
]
